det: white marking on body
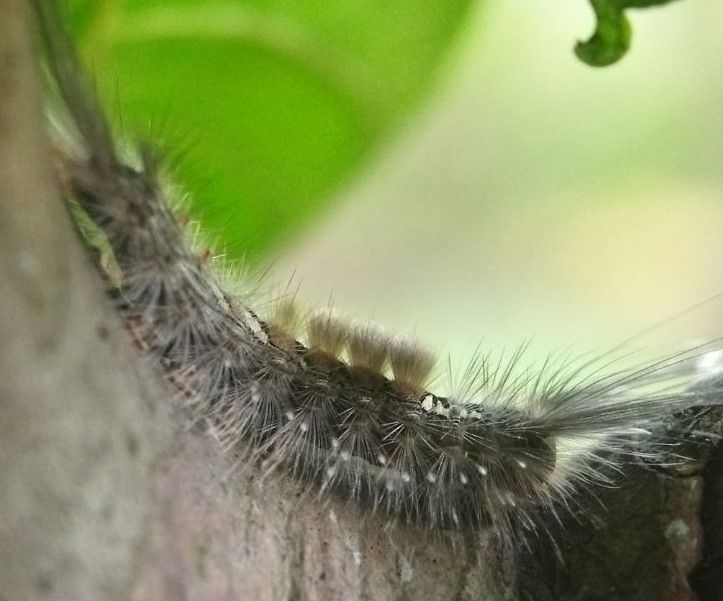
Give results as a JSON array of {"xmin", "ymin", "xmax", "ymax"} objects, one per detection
[
  {"xmin": 665, "ymin": 518, "xmax": 691, "ymax": 542},
  {"xmin": 285, "ymin": 411, "xmax": 295, "ymax": 422},
  {"xmin": 401, "ymin": 472, "xmax": 411, "ymax": 483},
  {"xmin": 433, "ymin": 403, "xmax": 450, "ymax": 417},
  {"xmin": 517, "ymin": 460, "xmax": 528, "ymax": 469},
  {"xmin": 377, "ymin": 453, "xmax": 387, "ymax": 465},
  {"xmin": 477, "ymin": 464, "xmax": 488, "ymax": 476},
  {"xmin": 340, "ymin": 450, "xmax": 351, "ymax": 461},
  {"xmin": 299, "ymin": 421, "xmax": 309, "ymax": 433},
  {"xmin": 421, "ymin": 395, "xmax": 434, "ymax": 412},
  {"xmin": 244, "ymin": 310, "xmax": 268, "ymax": 343},
  {"xmin": 459, "ymin": 472, "xmax": 468, "ymax": 485},
  {"xmin": 426, "ymin": 471, "xmax": 437, "ymax": 483}
]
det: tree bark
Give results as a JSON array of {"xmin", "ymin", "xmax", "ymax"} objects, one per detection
[
  {"xmin": 0, "ymin": 1, "xmax": 172, "ymax": 600},
  {"xmin": 0, "ymin": 1, "xmax": 720, "ymax": 600}
]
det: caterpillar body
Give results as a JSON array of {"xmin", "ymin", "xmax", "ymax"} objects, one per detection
[{"xmin": 34, "ymin": 0, "xmax": 722, "ymax": 547}]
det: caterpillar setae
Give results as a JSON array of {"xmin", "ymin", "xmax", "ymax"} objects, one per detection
[{"xmin": 33, "ymin": 0, "xmax": 723, "ymax": 548}]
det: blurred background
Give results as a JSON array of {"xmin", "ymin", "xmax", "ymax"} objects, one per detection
[
  {"xmin": 275, "ymin": 0, "xmax": 723, "ymax": 365},
  {"xmin": 70, "ymin": 0, "xmax": 723, "ymax": 369}
]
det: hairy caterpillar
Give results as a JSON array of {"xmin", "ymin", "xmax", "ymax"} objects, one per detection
[{"xmin": 33, "ymin": 0, "xmax": 722, "ymax": 550}]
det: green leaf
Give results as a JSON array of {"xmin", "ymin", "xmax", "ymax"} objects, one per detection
[
  {"xmin": 576, "ymin": 0, "xmax": 681, "ymax": 67},
  {"xmin": 65, "ymin": 0, "xmax": 473, "ymax": 258}
]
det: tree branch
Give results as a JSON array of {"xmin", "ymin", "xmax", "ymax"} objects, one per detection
[{"xmin": 0, "ymin": 1, "xmax": 170, "ymax": 599}]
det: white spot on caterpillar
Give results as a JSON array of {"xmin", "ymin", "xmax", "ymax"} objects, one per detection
[
  {"xmin": 326, "ymin": 466, "xmax": 337, "ymax": 478},
  {"xmin": 665, "ymin": 518, "xmax": 690, "ymax": 543},
  {"xmin": 517, "ymin": 460, "xmax": 528, "ymax": 469},
  {"xmin": 386, "ymin": 480, "xmax": 395, "ymax": 491},
  {"xmin": 299, "ymin": 421, "xmax": 309, "ymax": 433},
  {"xmin": 250, "ymin": 381, "xmax": 261, "ymax": 403},
  {"xmin": 459, "ymin": 472, "xmax": 468, "ymax": 485},
  {"xmin": 433, "ymin": 403, "xmax": 450, "ymax": 418},
  {"xmin": 401, "ymin": 471, "xmax": 411, "ymax": 483},
  {"xmin": 421, "ymin": 394, "xmax": 434, "ymax": 412},
  {"xmin": 353, "ymin": 550, "xmax": 363, "ymax": 567},
  {"xmin": 477, "ymin": 464, "xmax": 488, "ymax": 476},
  {"xmin": 243, "ymin": 310, "xmax": 268, "ymax": 343},
  {"xmin": 377, "ymin": 454, "xmax": 388, "ymax": 465},
  {"xmin": 340, "ymin": 450, "xmax": 351, "ymax": 461},
  {"xmin": 285, "ymin": 411, "xmax": 295, "ymax": 422},
  {"xmin": 426, "ymin": 471, "xmax": 437, "ymax": 483}
]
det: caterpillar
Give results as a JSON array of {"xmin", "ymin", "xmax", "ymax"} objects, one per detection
[{"xmin": 33, "ymin": 0, "xmax": 722, "ymax": 549}]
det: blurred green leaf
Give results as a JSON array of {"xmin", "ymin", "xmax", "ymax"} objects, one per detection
[
  {"xmin": 65, "ymin": 0, "xmax": 473, "ymax": 258},
  {"xmin": 576, "ymin": 0, "xmax": 681, "ymax": 67}
]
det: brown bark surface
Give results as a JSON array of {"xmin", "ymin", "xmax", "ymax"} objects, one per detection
[{"xmin": 0, "ymin": 2, "xmax": 172, "ymax": 599}]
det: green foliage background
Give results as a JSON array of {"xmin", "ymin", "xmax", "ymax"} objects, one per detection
[
  {"xmin": 63, "ymin": 0, "xmax": 685, "ymax": 259},
  {"xmin": 66, "ymin": 0, "xmax": 473, "ymax": 257}
]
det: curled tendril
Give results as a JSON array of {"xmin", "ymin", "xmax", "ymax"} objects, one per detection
[{"xmin": 576, "ymin": 0, "xmax": 681, "ymax": 67}]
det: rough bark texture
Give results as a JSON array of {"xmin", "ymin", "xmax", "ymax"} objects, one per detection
[
  {"xmin": 0, "ymin": 1, "xmax": 721, "ymax": 600},
  {"xmin": 129, "ymin": 432, "xmax": 515, "ymax": 601},
  {"xmin": 692, "ymin": 443, "xmax": 723, "ymax": 600},
  {"xmin": 0, "ymin": 1, "xmax": 172, "ymax": 599}
]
